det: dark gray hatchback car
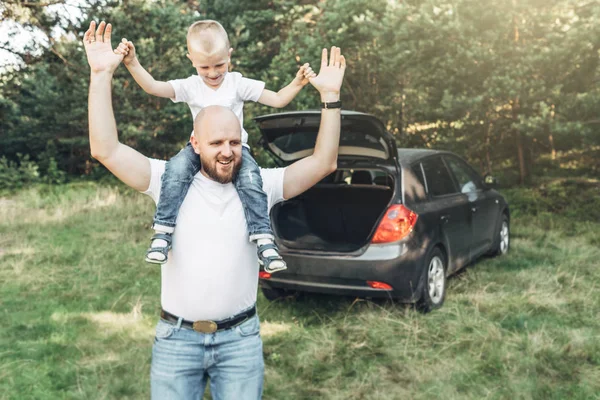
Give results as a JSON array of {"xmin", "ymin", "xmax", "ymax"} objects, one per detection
[{"xmin": 255, "ymin": 110, "xmax": 510, "ymax": 311}]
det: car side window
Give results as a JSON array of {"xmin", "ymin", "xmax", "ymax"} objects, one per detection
[
  {"xmin": 411, "ymin": 164, "xmax": 426, "ymax": 189},
  {"xmin": 404, "ymin": 165, "xmax": 427, "ymax": 204},
  {"xmin": 444, "ymin": 157, "xmax": 483, "ymax": 193},
  {"xmin": 420, "ymin": 157, "xmax": 458, "ymax": 197}
]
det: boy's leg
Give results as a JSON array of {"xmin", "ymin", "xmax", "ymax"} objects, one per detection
[
  {"xmin": 234, "ymin": 147, "xmax": 286, "ymax": 273},
  {"xmin": 148, "ymin": 143, "xmax": 201, "ymax": 263}
]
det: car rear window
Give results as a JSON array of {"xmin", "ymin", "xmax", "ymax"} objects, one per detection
[{"xmin": 259, "ymin": 117, "xmax": 389, "ymax": 158}]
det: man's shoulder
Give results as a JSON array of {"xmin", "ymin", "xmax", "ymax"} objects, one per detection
[
  {"xmin": 148, "ymin": 158, "xmax": 167, "ymax": 183},
  {"xmin": 259, "ymin": 167, "xmax": 287, "ymax": 208},
  {"xmin": 140, "ymin": 158, "xmax": 167, "ymax": 201},
  {"xmin": 259, "ymin": 166, "xmax": 283, "ymax": 176},
  {"xmin": 259, "ymin": 167, "xmax": 286, "ymax": 190},
  {"xmin": 149, "ymin": 158, "xmax": 167, "ymax": 168}
]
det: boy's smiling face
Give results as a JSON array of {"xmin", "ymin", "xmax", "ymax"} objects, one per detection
[{"xmin": 187, "ymin": 47, "xmax": 232, "ymax": 89}]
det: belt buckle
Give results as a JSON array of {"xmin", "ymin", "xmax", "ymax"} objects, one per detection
[{"xmin": 193, "ymin": 320, "xmax": 217, "ymax": 333}]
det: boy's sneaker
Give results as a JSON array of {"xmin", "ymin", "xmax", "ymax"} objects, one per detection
[
  {"xmin": 257, "ymin": 241, "xmax": 287, "ymax": 274},
  {"xmin": 145, "ymin": 232, "xmax": 172, "ymax": 265}
]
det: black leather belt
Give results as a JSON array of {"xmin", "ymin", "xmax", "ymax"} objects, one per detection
[{"xmin": 160, "ymin": 306, "xmax": 256, "ymax": 334}]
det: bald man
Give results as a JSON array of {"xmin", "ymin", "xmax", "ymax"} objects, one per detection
[{"xmin": 84, "ymin": 21, "xmax": 346, "ymax": 399}]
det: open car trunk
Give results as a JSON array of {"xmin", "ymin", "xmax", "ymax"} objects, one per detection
[
  {"xmin": 271, "ymin": 175, "xmax": 395, "ymax": 252},
  {"xmin": 256, "ymin": 111, "xmax": 399, "ymax": 252}
]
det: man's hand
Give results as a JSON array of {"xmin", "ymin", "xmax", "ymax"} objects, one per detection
[
  {"xmin": 83, "ymin": 21, "xmax": 124, "ymax": 74},
  {"xmin": 281, "ymin": 46, "xmax": 346, "ymax": 200},
  {"xmin": 309, "ymin": 47, "xmax": 346, "ymax": 101}
]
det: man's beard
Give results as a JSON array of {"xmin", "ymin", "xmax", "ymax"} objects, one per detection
[{"xmin": 200, "ymin": 154, "xmax": 241, "ymax": 184}]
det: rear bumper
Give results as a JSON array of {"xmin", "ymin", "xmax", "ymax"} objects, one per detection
[{"xmin": 260, "ymin": 241, "xmax": 427, "ymax": 302}]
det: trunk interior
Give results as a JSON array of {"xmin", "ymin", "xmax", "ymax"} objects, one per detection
[{"xmin": 271, "ymin": 169, "xmax": 395, "ymax": 252}]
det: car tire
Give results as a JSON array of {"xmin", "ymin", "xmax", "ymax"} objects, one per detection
[
  {"xmin": 261, "ymin": 287, "xmax": 288, "ymax": 301},
  {"xmin": 488, "ymin": 214, "xmax": 510, "ymax": 257},
  {"xmin": 416, "ymin": 247, "xmax": 447, "ymax": 313}
]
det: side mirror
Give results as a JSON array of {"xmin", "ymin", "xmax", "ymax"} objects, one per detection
[{"xmin": 484, "ymin": 174, "xmax": 498, "ymax": 187}]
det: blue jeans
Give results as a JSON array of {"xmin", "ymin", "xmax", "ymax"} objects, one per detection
[
  {"xmin": 151, "ymin": 312, "xmax": 264, "ymax": 400},
  {"xmin": 153, "ymin": 143, "xmax": 273, "ymax": 239}
]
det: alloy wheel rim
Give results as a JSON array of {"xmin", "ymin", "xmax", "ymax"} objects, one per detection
[
  {"xmin": 428, "ymin": 256, "xmax": 445, "ymax": 304},
  {"xmin": 499, "ymin": 221, "xmax": 509, "ymax": 254}
]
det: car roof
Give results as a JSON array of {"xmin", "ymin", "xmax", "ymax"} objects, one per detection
[
  {"xmin": 255, "ymin": 110, "xmax": 375, "ymax": 118},
  {"xmin": 397, "ymin": 148, "xmax": 454, "ymax": 165}
]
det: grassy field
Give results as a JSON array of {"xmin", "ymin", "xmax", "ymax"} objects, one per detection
[{"xmin": 1, "ymin": 176, "xmax": 599, "ymax": 400}]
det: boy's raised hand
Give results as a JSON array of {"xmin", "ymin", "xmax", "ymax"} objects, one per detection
[
  {"xmin": 115, "ymin": 39, "xmax": 137, "ymax": 66},
  {"xmin": 294, "ymin": 63, "xmax": 316, "ymax": 87},
  {"xmin": 83, "ymin": 21, "xmax": 123, "ymax": 74},
  {"xmin": 309, "ymin": 47, "xmax": 346, "ymax": 99}
]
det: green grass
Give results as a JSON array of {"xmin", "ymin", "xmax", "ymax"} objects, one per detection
[{"xmin": 1, "ymin": 178, "xmax": 599, "ymax": 400}]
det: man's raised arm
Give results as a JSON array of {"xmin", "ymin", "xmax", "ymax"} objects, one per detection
[
  {"xmin": 282, "ymin": 47, "xmax": 347, "ymax": 200},
  {"xmin": 84, "ymin": 21, "xmax": 151, "ymax": 192}
]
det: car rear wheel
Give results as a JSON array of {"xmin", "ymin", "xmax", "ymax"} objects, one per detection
[
  {"xmin": 416, "ymin": 248, "xmax": 447, "ymax": 313},
  {"xmin": 261, "ymin": 287, "xmax": 288, "ymax": 301},
  {"xmin": 489, "ymin": 214, "xmax": 510, "ymax": 256}
]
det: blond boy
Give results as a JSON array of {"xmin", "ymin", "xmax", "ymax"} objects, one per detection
[{"xmin": 116, "ymin": 20, "xmax": 314, "ymax": 271}]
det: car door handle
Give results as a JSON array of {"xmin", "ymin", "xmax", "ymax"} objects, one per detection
[{"xmin": 440, "ymin": 215, "xmax": 450, "ymax": 224}]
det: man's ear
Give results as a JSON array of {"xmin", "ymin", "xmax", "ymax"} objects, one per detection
[
  {"xmin": 190, "ymin": 134, "xmax": 201, "ymax": 155},
  {"xmin": 186, "ymin": 53, "xmax": 193, "ymax": 64}
]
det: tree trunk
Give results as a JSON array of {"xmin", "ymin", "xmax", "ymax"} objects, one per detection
[
  {"xmin": 511, "ymin": 2, "xmax": 526, "ymax": 184},
  {"xmin": 516, "ymin": 130, "xmax": 526, "ymax": 185},
  {"xmin": 548, "ymin": 133, "xmax": 556, "ymax": 160},
  {"xmin": 512, "ymin": 97, "xmax": 527, "ymax": 184},
  {"xmin": 485, "ymin": 121, "xmax": 493, "ymax": 173},
  {"xmin": 549, "ymin": 104, "xmax": 556, "ymax": 160}
]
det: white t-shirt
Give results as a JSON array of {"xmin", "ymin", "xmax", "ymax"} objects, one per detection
[
  {"xmin": 169, "ymin": 71, "xmax": 265, "ymax": 145},
  {"xmin": 143, "ymin": 158, "xmax": 286, "ymax": 321}
]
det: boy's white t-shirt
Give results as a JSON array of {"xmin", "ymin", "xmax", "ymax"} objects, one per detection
[
  {"xmin": 143, "ymin": 158, "xmax": 286, "ymax": 321},
  {"xmin": 168, "ymin": 71, "xmax": 265, "ymax": 145}
]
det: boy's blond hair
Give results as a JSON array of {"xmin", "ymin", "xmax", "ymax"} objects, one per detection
[{"xmin": 187, "ymin": 20, "xmax": 230, "ymax": 55}]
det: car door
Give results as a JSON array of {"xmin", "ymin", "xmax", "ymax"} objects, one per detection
[
  {"xmin": 443, "ymin": 155, "xmax": 499, "ymax": 258},
  {"xmin": 417, "ymin": 156, "xmax": 472, "ymax": 273}
]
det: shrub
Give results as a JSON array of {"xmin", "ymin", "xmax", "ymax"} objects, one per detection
[
  {"xmin": 0, "ymin": 153, "xmax": 41, "ymax": 191},
  {"xmin": 43, "ymin": 157, "xmax": 66, "ymax": 185}
]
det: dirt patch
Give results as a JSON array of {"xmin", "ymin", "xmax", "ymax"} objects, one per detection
[{"xmin": 0, "ymin": 198, "xmax": 17, "ymax": 208}]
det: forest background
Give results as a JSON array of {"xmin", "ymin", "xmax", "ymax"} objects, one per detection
[{"xmin": 1, "ymin": 0, "xmax": 598, "ymax": 188}]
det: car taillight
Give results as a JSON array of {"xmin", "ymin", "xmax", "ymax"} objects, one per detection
[
  {"xmin": 367, "ymin": 281, "xmax": 393, "ymax": 290},
  {"xmin": 371, "ymin": 204, "xmax": 418, "ymax": 244},
  {"xmin": 259, "ymin": 271, "xmax": 271, "ymax": 279}
]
